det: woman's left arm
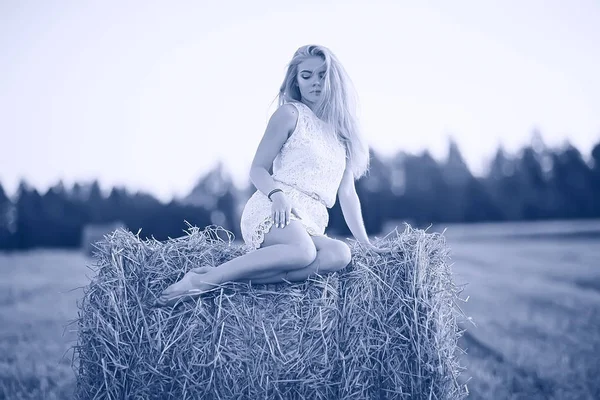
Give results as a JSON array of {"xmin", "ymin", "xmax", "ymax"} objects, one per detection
[{"xmin": 337, "ymin": 166, "xmax": 389, "ymax": 253}]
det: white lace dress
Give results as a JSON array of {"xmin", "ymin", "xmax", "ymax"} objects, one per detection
[{"xmin": 240, "ymin": 101, "xmax": 347, "ymax": 250}]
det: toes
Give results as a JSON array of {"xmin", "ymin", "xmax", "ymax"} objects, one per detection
[
  {"xmin": 160, "ymin": 285, "xmax": 176, "ymax": 297},
  {"xmin": 161, "ymin": 282, "xmax": 183, "ymax": 298},
  {"xmin": 157, "ymin": 290, "xmax": 179, "ymax": 305},
  {"xmin": 161, "ymin": 272, "xmax": 192, "ymax": 296},
  {"xmin": 158, "ymin": 268, "xmax": 211, "ymax": 303},
  {"xmin": 154, "ymin": 296, "xmax": 169, "ymax": 307}
]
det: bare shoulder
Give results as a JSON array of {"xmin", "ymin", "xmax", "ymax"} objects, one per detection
[
  {"xmin": 269, "ymin": 103, "xmax": 299, "ymax": 138},
  {"xmin": 250, "ymin": 103, "xmax": 300, "ymax": 171}
]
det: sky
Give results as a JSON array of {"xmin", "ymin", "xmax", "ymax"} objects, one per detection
[{"xmin": 1, "ymin": 0, "xmax": 599, "ymax": 201}]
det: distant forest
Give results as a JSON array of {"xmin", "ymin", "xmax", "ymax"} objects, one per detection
[{"xmin": 1, "ymin": 133, "xmax": 599, "ymax": 250}]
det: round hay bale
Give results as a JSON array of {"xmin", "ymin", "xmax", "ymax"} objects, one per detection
[{"xmin": 71, "ymin": 224, "xmax": 468, "ymax": 399}]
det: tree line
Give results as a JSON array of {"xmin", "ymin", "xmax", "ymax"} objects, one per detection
[{"xmin": 1, "ymin": 133, "xmax": 599, "ymax": 250}]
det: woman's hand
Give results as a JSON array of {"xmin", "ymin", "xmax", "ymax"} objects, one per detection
[{"xmin": 270, "ymin": 192, "xmax": 301, "ymax": 228}]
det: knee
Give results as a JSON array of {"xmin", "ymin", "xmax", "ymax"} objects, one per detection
[{"xmin": 320, "ymin": 241, "xmax": 352, "ymax": 273}]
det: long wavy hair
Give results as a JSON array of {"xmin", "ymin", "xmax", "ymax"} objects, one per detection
[{"xmin": 277, "ymin": 44, "xmax": 370, "ymax": 180}]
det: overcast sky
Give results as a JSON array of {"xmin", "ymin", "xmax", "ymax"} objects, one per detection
[{"xmin": 1, "ymin": 0, "xmax": 599, "ymax": 201}]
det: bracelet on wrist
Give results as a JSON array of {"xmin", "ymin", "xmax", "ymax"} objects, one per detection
[{"xmin": 268, "ymin": 188, "xmax": 283, "ymax": 201}]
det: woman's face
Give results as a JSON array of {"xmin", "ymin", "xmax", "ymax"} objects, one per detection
[{"xmin": 296, "ymin": 56, "xmax": 326, "ymax": 105}]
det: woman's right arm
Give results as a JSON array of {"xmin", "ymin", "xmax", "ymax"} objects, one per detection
[{"xmin": 249, "ymin": 104, "xmax": 298, "ymax": 197}]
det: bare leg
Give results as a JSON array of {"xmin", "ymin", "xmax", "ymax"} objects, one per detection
[
  {"xmin": 246, "ymin": 254, "xmax": 322, "ymax": 284},
  {"xmin": 245, "ymin": 236, "xmax": 353, "ymax": 285},
  {"xmin": 159, "ymin": 221, "xmax": 316, "ymax": 300}
]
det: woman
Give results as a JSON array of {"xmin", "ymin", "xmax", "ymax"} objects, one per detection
[{"xmin": 156, "ymin": 44, "xmax": 389, "ymax": 307}]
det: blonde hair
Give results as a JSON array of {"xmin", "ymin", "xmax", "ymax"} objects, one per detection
[{"xmin": 277, "ymin": 44, "xmax": 370, "ymax": 180}]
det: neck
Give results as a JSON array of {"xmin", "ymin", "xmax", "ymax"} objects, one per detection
[{"xmin": 300, "ymin": 99, "xmax": 317, "ymax": 113}]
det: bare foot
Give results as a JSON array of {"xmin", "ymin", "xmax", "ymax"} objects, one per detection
[{"xmin": 156, "ymin": 267, "xmax": 218, "ymax": 306}]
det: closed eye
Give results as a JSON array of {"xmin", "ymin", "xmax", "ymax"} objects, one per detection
[{"xmin": 300, "ymin": 71, "xmax": 326, "ymax": 80}]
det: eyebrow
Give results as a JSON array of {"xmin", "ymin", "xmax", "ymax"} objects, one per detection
[{"xmin": 299, "ymin": 69, "xmax": 326, "ymax": 73}]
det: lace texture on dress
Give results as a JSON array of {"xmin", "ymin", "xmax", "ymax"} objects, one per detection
[
  {"xmin": 272, "ymin": 101, "xmax": 347, "ymax": 208},
  {"xmin": 245, "ymin": 189, "xmax": 324, "ymax": 250},
  {"xmin": 239, "ymin": 101, "xmax": 347, "ymax": 250}
]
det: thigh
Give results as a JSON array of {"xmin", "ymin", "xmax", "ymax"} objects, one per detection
[
  {"xmin": 311, "ymin": 235, "xmax": 350, "ymax": 253},
  {"xmin": 260, "ymin": 219, "xmax": 316, "ymax": 253}
]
